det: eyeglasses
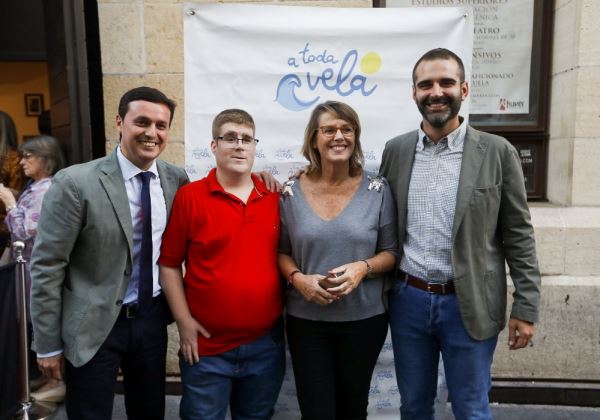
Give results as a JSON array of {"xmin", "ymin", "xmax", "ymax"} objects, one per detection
[
  {"xmin": 21, "ymin": 152, "xmax": 36, "ymax": 160},
  {"xmin": 318, "ymin": 125, "xmax": 355, "ymax": 139},
  {"xmin": 216, "ymin": 134, "xmax": 259, "ymax": 148}
]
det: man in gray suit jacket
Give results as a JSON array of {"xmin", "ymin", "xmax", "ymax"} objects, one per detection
[
  {"xmin": 380, "ymin": 49, "xmax": 541, "ymax": 420},
  {"xmin": 30, "ymin": 87, "xmax": 189, "ymax": 419}
]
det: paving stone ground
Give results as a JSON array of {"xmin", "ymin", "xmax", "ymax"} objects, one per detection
[{"xmin": 50, "ymin": 396, "xmax": 600, "ymax": 420}]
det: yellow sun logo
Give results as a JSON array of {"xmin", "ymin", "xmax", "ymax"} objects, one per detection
[{"xmin": 360, "ymin": 52, "xmax": 382, "ymax": 74}]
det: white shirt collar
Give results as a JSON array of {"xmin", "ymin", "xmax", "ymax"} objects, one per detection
[{"xmin": 116, "ymin": 145, "xmax": 159, "ymax": 181}]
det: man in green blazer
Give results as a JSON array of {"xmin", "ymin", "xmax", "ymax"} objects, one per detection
[
  {"xmin": 30, "ymin": 87, "xmax": 189, "ymax": 419},
  {"xmin": 380, "ymin": 49, "xmax": 541, "ymax": 420}
]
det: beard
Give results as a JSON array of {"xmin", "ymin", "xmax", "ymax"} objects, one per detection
[{"xmin": 416, "ymin": 94, "xmax": 462, "ymax": 128}]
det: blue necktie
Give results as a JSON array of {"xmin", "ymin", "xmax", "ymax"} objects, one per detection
[{"xmin": 137, "ymin": 172, "xmax": 153, "ymax": 312}]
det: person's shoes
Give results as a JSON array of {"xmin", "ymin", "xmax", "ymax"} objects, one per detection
[
  {"xmin": 31, "ymin": 379, "xmax": 65, "ymax": 403},
  {"xmin": 29, "ymin": 376, "xmax": 48, "ymax": 392}
]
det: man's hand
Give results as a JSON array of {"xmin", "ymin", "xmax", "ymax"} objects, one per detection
[
  {"xmin": 254, "ymin": 171, "xmax": 281, "ymax": 192},
  {"xmin": 177, "ymin": 317, "xmax": 211, "ymax": 366},
  {"xmin": 508, "ymin": 317, "xmax": 535, "ymax": 350},
  {"xmin": 37, "ymin": 354, "xmax": 64, "ymax": 380}
]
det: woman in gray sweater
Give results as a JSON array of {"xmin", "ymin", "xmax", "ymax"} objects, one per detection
[{"xmin": 279, "ymin": 101, "xmax": 398, "ymax": 420}]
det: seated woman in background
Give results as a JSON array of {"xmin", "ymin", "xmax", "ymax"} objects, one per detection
[
  {"xmin": 278, "ymin": 101, "xmax": 398, "ymax": 420},
  {"xmin": 0, "ymin": 135, "xmax": 65, "ymax": 402}
]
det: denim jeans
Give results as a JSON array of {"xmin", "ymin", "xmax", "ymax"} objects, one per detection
[
  {"xmin": 179, "ymin": 318, "xmax": 285, "ymax": 420},
  {"xmin": 389, "ymin": 280, "xmax": 498, "ymax": 420}
]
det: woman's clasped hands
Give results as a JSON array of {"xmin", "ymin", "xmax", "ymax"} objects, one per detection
[{"xmin": 294, "ymin": 260, "xmax": 369, "ymax": 305}]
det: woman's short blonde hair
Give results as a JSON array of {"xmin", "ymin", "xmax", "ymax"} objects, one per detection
[{"xmin": 301, "ymin": 101, "xmax": 363, "ymax": 176}]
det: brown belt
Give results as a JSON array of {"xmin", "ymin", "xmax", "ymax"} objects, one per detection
[{"xmin": 398, "ymin": 271, "xmax": 455, "ymax": 295}]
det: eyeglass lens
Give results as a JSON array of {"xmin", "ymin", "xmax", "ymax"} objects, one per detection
[
  {"xmin": 319, "ymin": 126, "xmax": 355, "ymax": 137},
  {"xmin": 220, "ymin": 133, "xmax": 257, "ymax": 146}
]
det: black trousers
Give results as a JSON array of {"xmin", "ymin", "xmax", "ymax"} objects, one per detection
[
  {"xmin": 65, "ymin": 297, "xmax": 169, "ymax": 420},
  {"xmin": 286, "ymin": 312, "xmax": 388, "ymax": 420}
]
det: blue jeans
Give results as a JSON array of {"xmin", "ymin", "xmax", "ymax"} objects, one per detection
[
  {"xmin": 389, "ymin": 281, "xmax": 498, "ymax": 420},
  {"xmin": 179, "ymin": 318, "xmax": 285, "ymax": 420}
]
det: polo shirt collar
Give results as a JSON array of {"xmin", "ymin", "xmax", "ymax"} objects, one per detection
[{"xmin": 206, "ymin": 168, "xmax": 270, "ymax": 196}]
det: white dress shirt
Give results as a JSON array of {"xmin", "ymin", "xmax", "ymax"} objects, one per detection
[{"xmin": 117, "ymin": 146, "xmax": 167, "ymax": 304}]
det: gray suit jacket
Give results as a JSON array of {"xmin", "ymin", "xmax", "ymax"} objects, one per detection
[
  {"xmin": 380, "ymin": 126, "xmax": 541, "ymax": 340},
  {"xmin": 30, "ymin": 149, "xmax": 189, "ymax": 367}
]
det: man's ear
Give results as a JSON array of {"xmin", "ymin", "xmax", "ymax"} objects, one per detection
[
  {"xmin": 461, "ymin": 81, "xmax": 469, "ymax": 101},
  {"xmin": 116, "ymin": 115, "xmax": 123, "ymax": 140}
]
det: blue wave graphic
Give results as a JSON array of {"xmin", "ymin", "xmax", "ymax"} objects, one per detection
[{"xmin": 274, "ymin": 74, "xmax": 320, "ymax": 112}]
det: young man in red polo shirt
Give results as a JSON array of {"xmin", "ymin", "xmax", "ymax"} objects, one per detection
[{"xmin": 159, "ymin": 109, "xmax": 284, "ymax": 420}]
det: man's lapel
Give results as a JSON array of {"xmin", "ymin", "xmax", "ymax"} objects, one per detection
[
  {"xmin": 157, "ymin": 160, "xmax": 177, "ymax": 216},
  {"xmin": 452, "ymin": 126, "xmax": 488, "ymax": 239},
  {"xmin": 99, "ymin": 149, "xmax": 134, "ymax": 255},
  {"xmin": 396, "ymin": 132, "xmax": 419, "ymax": 209}
]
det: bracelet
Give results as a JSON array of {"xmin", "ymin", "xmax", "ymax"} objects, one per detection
[
  {"xmin": 289, "ymin": 269, "xmax": 301, "ymax": 286},
  {"xmin": 361, "ymin": 259, "xmax": 373, "ymax": 277}
]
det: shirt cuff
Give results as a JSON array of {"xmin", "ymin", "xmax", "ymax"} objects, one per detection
[{"xmin": 37, "ymin": 349, "xmax": 64, "ymax": 358}]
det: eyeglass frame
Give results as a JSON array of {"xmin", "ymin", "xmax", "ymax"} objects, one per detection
[
  {"xmin": 21, "ymin": 152, "xmax": 37, "ymax": 160},
  {"xmin": 317, "ymin": 125, "xmax": 356, "ymax": 139},
  {"xmin": 215, "ymin": 134, "xmax": 260, "ymax": 148}
]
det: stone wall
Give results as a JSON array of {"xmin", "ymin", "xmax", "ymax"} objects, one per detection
[
  {"xmin": 548, "ymin": 0, "xmax": 600, "ymax": 206},
  {"xmin": 492, "ymin": 0, "xmax": 600, "ymax": 380},
  {"xmin": 97, "ymin": 0, "xmax": 600, "ymax": 381}
]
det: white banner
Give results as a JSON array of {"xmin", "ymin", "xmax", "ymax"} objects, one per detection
[
  {"xmin": 184, "ymin": 4, "xmax": 471, "ymax": 418},
  {"xmin": 184, "ymin": 3, "xmax": 473, "ymax": 182}
]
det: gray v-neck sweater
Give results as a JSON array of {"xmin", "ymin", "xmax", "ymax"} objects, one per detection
[{"xmin": 279, "ymin": 171, "xmax": 398, "ymax": 322}]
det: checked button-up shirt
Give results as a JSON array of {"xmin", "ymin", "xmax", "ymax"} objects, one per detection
[{"xmin": 399, "ymin": 121, "xmax": 466, "ymax": 284}]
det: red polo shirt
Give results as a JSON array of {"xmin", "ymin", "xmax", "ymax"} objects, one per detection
[{"xmin": 159, "ymin": 169, "xmax": 283, "ymax": 356}]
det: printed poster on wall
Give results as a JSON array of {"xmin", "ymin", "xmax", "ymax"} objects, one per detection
[
  {"xmin": 184, "ymin": 3, "xmax": 473, "ymax": 182},
  {"xmin": 388, "ymin": 0, "xmax": 534, "ymax": 114}
]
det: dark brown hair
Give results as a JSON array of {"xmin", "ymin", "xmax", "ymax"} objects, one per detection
[
  {"xmin": 412, "ymin": 48, "xmax": 466, "ymax": 84},
  {"xmin": 118, "ymin": 86, "xmax": 176, "ymax": 126},
  {"xmin": 0, "ymin": 111, "xmax": 18, "ymax": 155}
]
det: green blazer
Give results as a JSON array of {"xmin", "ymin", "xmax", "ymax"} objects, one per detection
[
  {"xmin": 380, "ymin": 126, "xmax": 541, "ymax": 340},
  {"xmin": 30, "ymin": 149, "xmax": 189, "ymax": 367}
]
